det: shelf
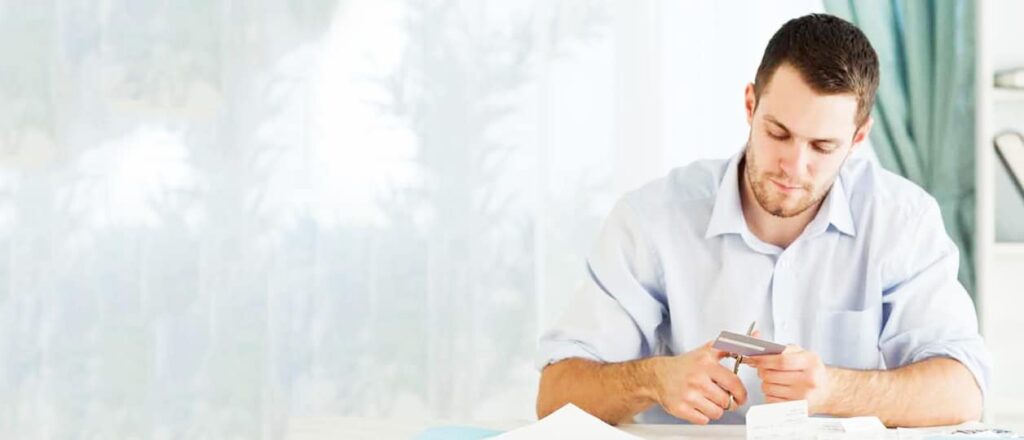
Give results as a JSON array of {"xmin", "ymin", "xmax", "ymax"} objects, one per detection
[
  {"xmin": 993, "ymin": 242, "xmax": 1024, "ymax": 257},
  {"xmin": 993, "ymin": 87, "xmax": 1024, "ymax": 103}
]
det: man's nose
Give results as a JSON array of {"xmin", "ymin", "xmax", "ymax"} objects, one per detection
[{"xmin": 777, "ymin": 142, "xmax": 810, "ymax": 179}]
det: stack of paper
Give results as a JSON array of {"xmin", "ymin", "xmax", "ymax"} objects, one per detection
[
  {"xmin": 747, "ymin": 400, "xmax": 890, "ymax": 440},
  {"xmin": 811, "ymin": 415, "xmax": 888, "ymax": 439},
  {"xmin": 746, "ymin": 400, "xmax": 812, "ymax": 440},
  {"xmin": 492, "ymin": 403, "xmax": 641, "ymax": 440}
]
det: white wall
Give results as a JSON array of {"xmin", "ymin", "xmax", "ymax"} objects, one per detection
[
  {"xmin": 983, "ymin": 0, "xmax": 1024, "ymax": 427},
  {"xmin": 0, "ymin": 0, "xmax": 830, "ymax": 436}
]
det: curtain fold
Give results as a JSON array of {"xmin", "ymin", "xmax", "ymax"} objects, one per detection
[{"xmin": 824, "ymin": 0, "xmax": 977, "ymax": 294}]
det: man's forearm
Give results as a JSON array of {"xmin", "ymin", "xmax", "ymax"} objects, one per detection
[
  {"xmin": 822, "ymin": 357, "xmax": 982, "ymax": 427},
  {"xmin": 536, "ymin": 358, "xmax": 658, "ymax": 424}
]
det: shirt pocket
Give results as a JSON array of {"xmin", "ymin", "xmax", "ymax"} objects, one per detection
[{"xmin": 813, "ymin": 308, "xmax": 883, "ymax": 370}]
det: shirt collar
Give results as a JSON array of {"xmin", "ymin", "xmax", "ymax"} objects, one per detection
[
  {"xmin": 704, "ymin": 150, "xmax": 857, "ymax": 240},
  {"xmin": 704, "ymin": 153, "xmax": 749, "ymax": 239},
  {"xmin": 811, "ymin": 169, "xmax": 857, "ymax": 238}
]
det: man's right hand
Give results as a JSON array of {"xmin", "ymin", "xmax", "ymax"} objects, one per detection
[{"xmin": 646, "ymin": 342, "xmax": 748, "ymax": 424}]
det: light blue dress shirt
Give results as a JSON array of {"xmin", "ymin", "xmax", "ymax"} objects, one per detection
[{"xmin": 537, "ymin": 151, "xmax": 991, "ymax": 424}]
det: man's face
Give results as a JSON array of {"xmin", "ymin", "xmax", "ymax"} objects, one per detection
[{"xmin": 743, "ymin": 63, "xmax": 871, "ymax": 218}]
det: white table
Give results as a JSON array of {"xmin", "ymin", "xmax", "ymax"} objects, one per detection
[
  {"xmin": 287, "ymin": 416, "xmax": 1024, "ymax": 440},
  {"xmin": 286, "ymin": 416, "xmax": 749, "ymax": 439}
]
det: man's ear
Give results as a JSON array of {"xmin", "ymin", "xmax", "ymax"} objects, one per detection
[
  {"xmin": 851, "ymin": 116, "xmax": 874, "ymax": 151},
  {"xmin": 744, "ymin": 83, "xmax": 756, "ymax": 125}
]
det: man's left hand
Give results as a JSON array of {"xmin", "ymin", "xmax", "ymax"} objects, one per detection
[{"xmin": 744, "ymin": 345, "xmax": 833, "ymax": 414}]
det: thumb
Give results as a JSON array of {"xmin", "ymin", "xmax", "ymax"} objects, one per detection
[
  {"xmin": 702, "ymin": 340, "xmax": 731, "ymax": 359},
  {"xmin": 782, "ymin": 344, "xmax": 804, "ymax": 354}
]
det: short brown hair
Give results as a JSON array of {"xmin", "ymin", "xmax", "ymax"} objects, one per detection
[{"xmin": 754, "ymin": 13, "xmax": 879, "ymax": 127}]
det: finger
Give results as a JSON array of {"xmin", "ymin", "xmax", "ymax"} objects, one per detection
[
  {"xmin": 746, "ymin": 353, "xmax": 809, "ymax": 371},
  {"xmin": 702, "ymin": 340, "xmax": 732, "ymax": 360},
  {"xmin": 667, "ymin": 404, "xmax": 711, "ymax": 425},
  {"xmin": 759, "ymin": 369, "xmax": 806, "ymax": 385},
  {"xmin": 708, "ymin": 365, "xmax": 747, "ymax": 406},
  {"xmin": 782, "ymin": 344, "xmax": 805, "ymax": 355},
  {"xmin": 692, "ymin": 395, "xmax": 726, "ymax": 421},
  {"xmin": 762, "ymin": 382, "xmax": 801, "ymax": 400},
  {"xmin": 700, "ymin": 379, "xmax": 732, "ymax": 410},
  {"xmin": 751, "ymin": 330, "xmax": 762, "ymax": 339},
  {"xmin": 743, "ymin": 354, "xmax": 778, "ymax": 369}
]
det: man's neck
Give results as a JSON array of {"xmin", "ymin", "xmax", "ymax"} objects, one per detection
[{"xmin": 738, "ymin": 160, "xmax": 822, "ymax": 249}]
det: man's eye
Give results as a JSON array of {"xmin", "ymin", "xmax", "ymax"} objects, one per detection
[
  {"xmin": 813, "ymin": 144, "xmax": 836, "ymax": 154},
  {"xmin": 768, "ymin": 131, "xmax": 787, "ymax": 140}
]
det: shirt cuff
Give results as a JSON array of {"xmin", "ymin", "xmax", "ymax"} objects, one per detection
[
  {"xmin": 535, "ymin": 339, "xmax": 604, "ymax": 371},
  {"xmin": 908, "ymin": 342, "xmax": 991, "ymax": 405}
]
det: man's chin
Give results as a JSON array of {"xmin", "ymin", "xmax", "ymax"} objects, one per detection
[
  {"xmin": 762, "ymin": 201, "xmax": 810, "ymax": 218},
  {"xmin": 770, "ymin": 210, "xmax": 801, "ymax": 218}
]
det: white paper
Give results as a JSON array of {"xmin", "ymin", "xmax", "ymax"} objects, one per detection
[
  {"xmin": 839, "ymin": 417, "xmax": 887, "ymax": 433},
  {"xmin": 896, "ymin": 425, "xmax": 1023, "ymax": 440},
  {"xmin": 811, "ymin": 415, "xmax": 892, "ymax": 439},
  {"xmin": 810, "ymin": 416, "xmax": 887, "ymax": 433},
  {"xmin": 746, "ymin": 400, "xmax": 810, "ymax": 440},
  {"xmin": 492, "ymin": 403, "xmax": 641, "ymax": 440}
]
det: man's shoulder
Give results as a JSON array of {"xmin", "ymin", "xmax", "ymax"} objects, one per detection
[
  {"xmin": 620, "ymin": 157, "xmax": 729, "ymax": 213},
  {"xmin": 842, "ymin": 157, "xmax": 937, "ymax": 221}
]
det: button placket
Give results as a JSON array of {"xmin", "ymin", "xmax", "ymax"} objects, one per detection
[
  {"xmin": 769, "ymin": 258, "xmax": 782, "ymax": 341},
  {"xmin": 771, "ymin": 252, "xmax": 795, "ymax": 342}
]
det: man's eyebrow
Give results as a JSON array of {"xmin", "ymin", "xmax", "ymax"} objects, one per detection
[
  {"xmin": 763, "ymin": 115, "xmax": 789, "ymax": 133},
  {"xmin": 763, "ymin": 115, "xmax": 841, "ymax": 145}
]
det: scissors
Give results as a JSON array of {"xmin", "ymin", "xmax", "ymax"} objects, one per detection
[{"xmin": 727, "ymin": 320, "xmax": 756, "ymax": 410}]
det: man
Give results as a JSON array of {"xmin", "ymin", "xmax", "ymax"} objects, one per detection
[{"xmin": 535, "ymin": 14, "xmax": 990, "ymax": 427}]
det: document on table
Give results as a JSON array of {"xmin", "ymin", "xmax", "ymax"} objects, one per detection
[
  {"xmin": 746, "ymin": 400, "xmax": 811, "ymax": 440},
  {"xmin": 491, "ymin": 403, "xmax": 641, "ymax": 440},
  {"xmin": 493, "ymin": 400, "xmax": 899, "ymax": 440},
  {"xmin": 896, "ymin": 426, "xmax": 1024, "ymax": 439},
  {"xmin": 747, "ymin": 400, "xmax": 891, "ymax": 440},
  {"xmin": 811, "ymin": 415, "xmax": 890, "ymax": 439},
  {"xmin": 810, "ymin": 416, "xmax": 887, "ymax": 433}
]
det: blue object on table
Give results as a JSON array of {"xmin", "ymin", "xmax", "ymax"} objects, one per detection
[{"xmin": 413, "ymin": 426, "xmax": 503, "ymax": 440}]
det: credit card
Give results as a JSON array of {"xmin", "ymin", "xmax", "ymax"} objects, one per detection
[{"xmin": 712, "ymin": 331, "xmax": 786, "ymax": 357}]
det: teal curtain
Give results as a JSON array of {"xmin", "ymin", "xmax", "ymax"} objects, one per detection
[{"xmin": 824, "ymin": 0, "xmax": 977, "ymax": 295}]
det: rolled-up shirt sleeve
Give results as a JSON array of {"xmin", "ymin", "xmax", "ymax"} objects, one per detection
[
  {"xmin": 879, "ymin": 197, "xmax": 992, "ymax": 400},
  {"xmin": 536, "ymin": 198, "xmax": 667, "ymax": 370}
]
